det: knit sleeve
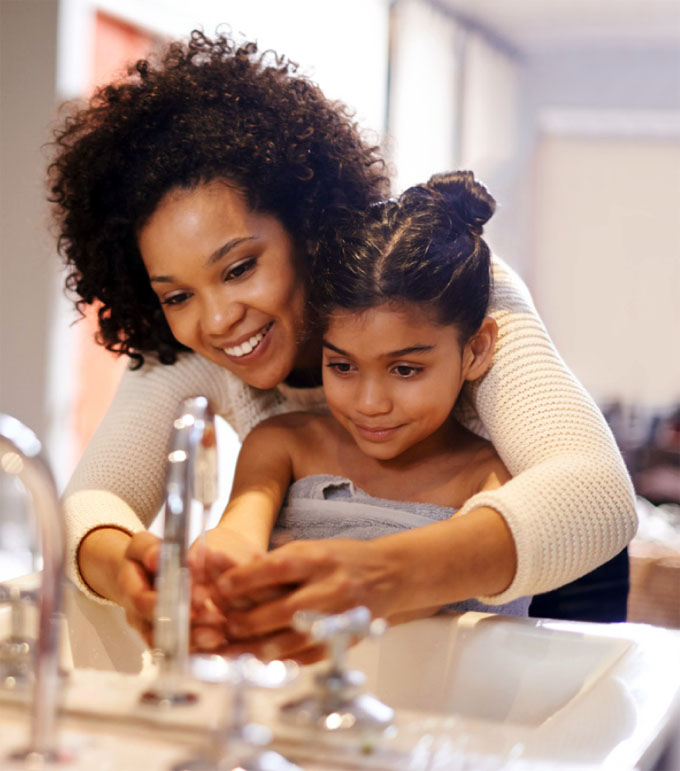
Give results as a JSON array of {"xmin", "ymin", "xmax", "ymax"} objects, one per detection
[
  {"xmin": 62, "ymin": 353, "xmax": 237, "ymax": 602},
  {"xmin": 456, "ymin": 256, "xmax": 637, "ymax": 604}
]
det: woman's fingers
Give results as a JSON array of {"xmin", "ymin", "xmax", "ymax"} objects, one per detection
[
  {"xmin": 220, "ymin": 578, "xmax": 367, "ymax": 640},
  {"xmin": 124, "ymin": 530, "xmax": 162, "ymax": 575},
  {"xmin": 211, "ymin": 539, "xmax": 390, "ymax": 639},
  {"xmin": 214, "ymin": 542, "xmax": 325, "ymax": 598}
]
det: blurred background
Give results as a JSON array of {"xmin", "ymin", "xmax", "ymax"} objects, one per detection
[{"xmin": 1, "ymin": 0, "xmax": 679, "ymax": 517}]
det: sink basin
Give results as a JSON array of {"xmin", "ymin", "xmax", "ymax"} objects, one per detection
[
  {"xmin": 349, "ymin": 613, "xmax": 631, "ymax": 725},
  {"xmin": 1, "ymin": 574, "xmax": 679, "ymax": 770},
  {"xmin": 340, "ymin": 612, "xmax": 680, "ymax": 769}
]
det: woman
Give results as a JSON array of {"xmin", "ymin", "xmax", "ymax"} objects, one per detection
[{"xmin": 49, "ymin": 31, "xmax": 636, "ymax": 654}]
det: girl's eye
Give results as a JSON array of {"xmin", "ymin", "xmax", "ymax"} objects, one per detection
[
  {"xmin": 160, "ymin": 292, "xmax": 191, "ymax": 307},
  {"xmin": 326, "ymin": 361, "xmax": 355, "ymax": 375},
  {"xmin": 393, "ymin": 364, "xmax": 422, "ymax": 378},
  {"xmin": 225, "ymin": 257, "xmax": 256, "ymax": 281}
]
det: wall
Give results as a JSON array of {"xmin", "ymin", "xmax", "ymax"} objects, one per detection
[
  {"xmin": 532, "ymin": 134, "xmax": 680, "ymax": 407},
  {"xmin": 521, "ymin": 42, "xmax": 680, "ymax": 409},
  {"xmin": 0, "ymin": 0, "xmax": 60, "ymax": 449}
]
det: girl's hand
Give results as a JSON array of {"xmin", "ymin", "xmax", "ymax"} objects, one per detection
[
  {"xmin": 209, "ymin": 538, "xmax": 402, "ymax": 660},
  {"xmin": 187, "ymin": 527, "xmax": 269, "ymax": 651}
]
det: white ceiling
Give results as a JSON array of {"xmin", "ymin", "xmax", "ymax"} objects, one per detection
[{"xmin": 439, "ymin": 0, "xmax": 680, "ymax": 51}]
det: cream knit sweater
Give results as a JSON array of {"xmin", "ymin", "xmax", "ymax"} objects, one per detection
[{"xmin": 63, "ymin": 256, "xmax": 637, "ymax": 605}]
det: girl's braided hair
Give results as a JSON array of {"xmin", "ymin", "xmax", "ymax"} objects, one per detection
[{"xmin": 314, "ymin": 170, "xmax": 496, "ymax": 341}]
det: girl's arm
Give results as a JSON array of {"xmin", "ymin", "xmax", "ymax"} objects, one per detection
[
  {"xmin": 199, "ymin": 418, "xmax": 295, "ymax": 561},
  {"xmin": 207, "ymin": 458, "xmax": 517, "ymax": 660},
  {"xmin": 456, "ymin": 256, "xmax": 637, "ymax": 603}
]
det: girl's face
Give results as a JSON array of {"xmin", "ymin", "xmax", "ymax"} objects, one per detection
[
  {"xmin": 322, "ymin": 303, "xmax": 489, "ymax": 461},
  {"xmin": 139, "ymin": 181, "xmax": 314, "ymax": 390}
]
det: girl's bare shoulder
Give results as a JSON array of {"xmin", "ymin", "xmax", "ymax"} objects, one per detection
[{"xmin": 467, "ymin": 439, "xmax": 511, "ymax": 492}]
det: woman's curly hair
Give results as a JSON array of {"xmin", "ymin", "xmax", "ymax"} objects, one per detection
[{"xmin": 48, "ymin": 30, "xmax": 389, "ymax": 368}]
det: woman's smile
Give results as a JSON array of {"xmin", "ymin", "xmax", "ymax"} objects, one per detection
[
  {"xmin": 138, "ymin": 182, "xmax": 309, "ymax": 390},
  {"xmin": 219, "ymin": 321, "xmax": 273, "ymax": 359}
]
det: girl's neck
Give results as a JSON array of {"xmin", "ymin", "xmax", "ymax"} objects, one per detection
[
  {"xmin": 329, "ymin": 417, "xmax": 485, "ymax": 507},
  {"xmin": 371, "ymin": 416, "xmax": 469, "ymax": 471}
]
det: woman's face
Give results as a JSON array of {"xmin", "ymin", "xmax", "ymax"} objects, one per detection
[{"xmin": 138, "ymin": 181, "xmax": 311, "ymax": 390}]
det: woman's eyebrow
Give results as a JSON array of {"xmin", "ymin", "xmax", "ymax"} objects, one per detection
[
  {"xmin": 322, "ymin": 340, "xmax": 434, "ymax": 357},
  {"xmin": 204, "ymin": 236, "xmax": 256, "ymax": 267},
  {"xmin": 149, "ymin": 236, "xmax": 256, "ymax": 283}
]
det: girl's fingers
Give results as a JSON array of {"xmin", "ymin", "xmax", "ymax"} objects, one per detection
[
  {"xmin": 220, "ymin": 629, "xmax": 325, "ymax": 663},
  {"xmin": 204, "ymin": 549, "xmax": 240, "ymax": 582},
  {"xmin": 191, "ymin": 624, "xmax": 227, "ymax": 652}
]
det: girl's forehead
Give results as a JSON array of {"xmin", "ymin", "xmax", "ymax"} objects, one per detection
[
  {"xmin": 324, "ymin": 302, "xmax": 462, "ymax": 360},
  {"xmin": 327, "ymin": 301, "xmax": 442, "ymax": 333}
]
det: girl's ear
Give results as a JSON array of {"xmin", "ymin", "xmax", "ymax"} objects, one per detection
[{"xmin": 461, "ymin": 316, "xmax": 498, "ymax": 381}]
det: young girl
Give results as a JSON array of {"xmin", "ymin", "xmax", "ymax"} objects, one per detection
[{"xmin": 196, "ymin": 171, "xmax": 530, "ymax": 652}]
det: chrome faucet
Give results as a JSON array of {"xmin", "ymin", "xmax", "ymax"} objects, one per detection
[
  {"xmin": 0, "ymin": 414, "xmax": 66, "ymax": 763},
  {"xmin": 141, "ymin": 396, "xmax": 218, "ymax": 706},
  {"xmin": 281, "ymin": 606, "xmax": 394, "ymax": 732}
]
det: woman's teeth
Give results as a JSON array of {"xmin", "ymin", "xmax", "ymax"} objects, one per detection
[{"xmin": 223, "ymin": 324, "xmax": 271, "ymax": 358}]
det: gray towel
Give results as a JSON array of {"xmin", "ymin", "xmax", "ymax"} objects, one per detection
[{"xmin": 271, "ymin": 475, "xmax": 531, "ymax": 617}]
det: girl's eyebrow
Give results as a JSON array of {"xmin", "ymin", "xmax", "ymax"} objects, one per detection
[
  {"xmin": 149, "ymin": 236, "xmax": 256, "ymax": 283},
  {"xmin": 322, "ymin": 339, "xmax": 434, "ymax": 357}
]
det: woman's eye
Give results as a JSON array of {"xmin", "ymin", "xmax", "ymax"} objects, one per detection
[
  {"xmin": 225, "ymin": 258, "xmax": 256, "ymax": 281},
  {"xmin": 393, "ymin": 364, "xmax": 422, "ymax": 378},
  {"xmin": 160, "ymin": 292, "xmax": 190, "ymax": 307}
]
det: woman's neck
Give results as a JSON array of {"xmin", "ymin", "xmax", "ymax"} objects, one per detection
[
  {"xmin": 284, "ymin": 368, "xmax": 323, "ymax": 389},
  {"xmin": 285, "ymin": 329, "xmax": 323, "ymax": 388}
]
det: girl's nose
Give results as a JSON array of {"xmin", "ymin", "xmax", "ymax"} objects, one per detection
[{"xmin": 356, "ymin": 378, "xmax": 392, "ymax": 416}]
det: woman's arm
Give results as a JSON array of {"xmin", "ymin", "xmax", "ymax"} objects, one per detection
[
  {"xmin": 63, "ymin": 352, "xmax": 237, "ymax": 605},
  {"xmin": 206, "ymin": 504, "xmax": 515, "ymax": 661},
  {"xmin": 207, "ymin": 457, "xmax": 515, "ymax": 660},
  {"xmin": 456, "ymin": 256, "xmax": 637, "ymax": 602}
]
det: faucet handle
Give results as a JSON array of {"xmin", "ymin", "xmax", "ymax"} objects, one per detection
[
  {"xmin": 293, "ymin": 607, "xmax": 387, "ymax": 689},
  {"xmin": 293, "ymin": 606, "xmax": 387, "ymax": 648},
  {"xmin": 0, "ymin": 583, "xmax": 39, "ymax": 644},
  {"xmin": 281, "ymin": 608, "xmax": 394, "ymax": 731}
]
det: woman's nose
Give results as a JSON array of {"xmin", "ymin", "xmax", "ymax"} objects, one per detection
[
  {"xmin": 200, "ymin": 293, "xmax": 244, "ymax": 336},
  {"xmin": 356, "ymin": 378, "xmax": 392, "ymax": 416}
]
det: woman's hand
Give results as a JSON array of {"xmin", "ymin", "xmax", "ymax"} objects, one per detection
[
  {"xmin": 117, "ymin": 530, "xmax": 161, "ymax": 645},
  {"xmin": 78, "ymin": 528, "xmax": 160, "ymax": 646},
  {"xmin": 208, "ymin": 538, "xmax": 402, "ymax": 660}
]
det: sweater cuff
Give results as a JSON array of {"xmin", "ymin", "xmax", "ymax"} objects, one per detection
[
  {"xmin": 456, "ymin": 490, "xmax": 533, "ymax": 605},
  {"xmin": 64, "ymin": 490, "xmax": 145, "ymax": 605}
]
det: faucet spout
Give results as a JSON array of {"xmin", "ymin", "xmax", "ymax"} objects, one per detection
[
  {"xmin": 142, "ymin": 396, "xmax": 218, "ymax": 706},
  {"xmin": 0, "ymin": 414, "xmax": 65, "ymax": 762}
]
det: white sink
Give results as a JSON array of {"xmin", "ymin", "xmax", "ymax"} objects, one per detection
[
  {"xmin": 350, "ymin": 613, "xmax": 631, "ymax": 725},
  {"xmin": 1, "ymin": 574, "xmax": 680, "ymax": 770}
]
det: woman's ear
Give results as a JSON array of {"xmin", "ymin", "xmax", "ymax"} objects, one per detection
[{"xmin": 461, "ymin": 316, "xmax": 498, "ymax": 381}]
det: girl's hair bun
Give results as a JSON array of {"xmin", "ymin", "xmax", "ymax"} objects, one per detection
[{"xmin": 425, "ymin": 170, "xmax": 495, "ymax": 235}]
